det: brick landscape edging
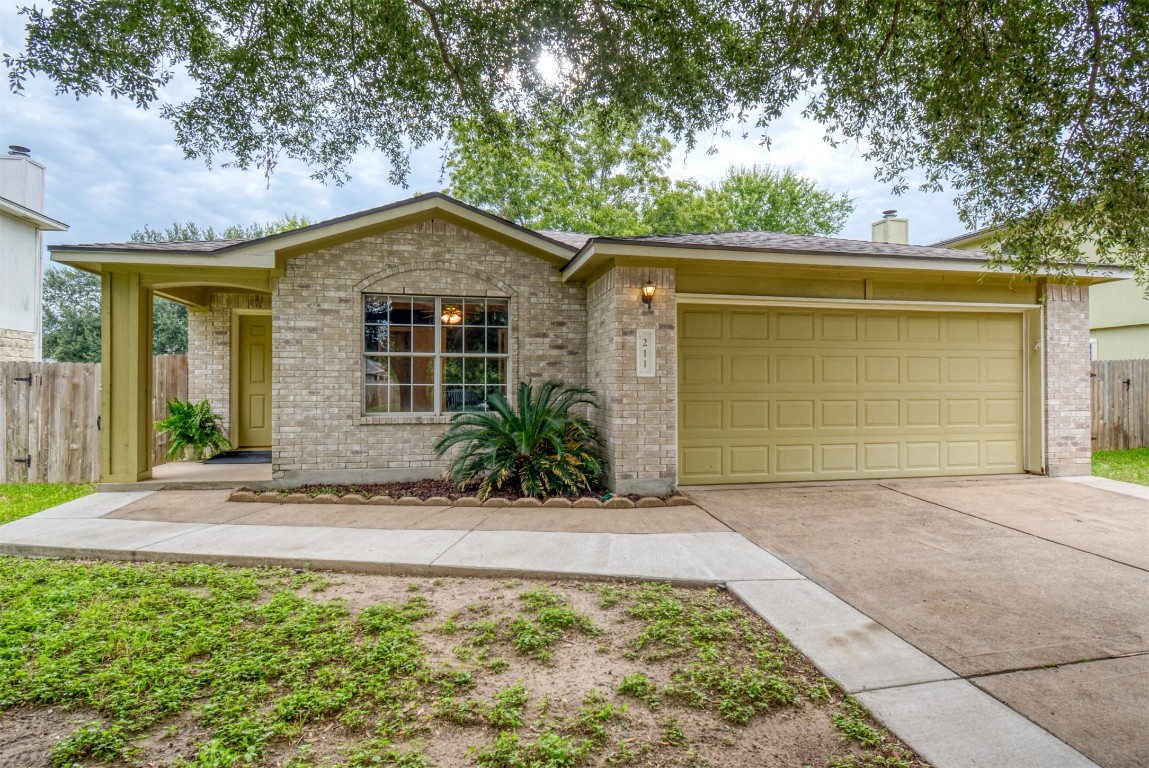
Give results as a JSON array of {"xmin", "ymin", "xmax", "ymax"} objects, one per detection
[{"xmin": 228, "ymin": 489, "xmax": 694, "ymax": 510}]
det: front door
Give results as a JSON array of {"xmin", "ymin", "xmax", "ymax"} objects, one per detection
[{"xmin": 237, "ymin": 314, "xmax": 272, "ymax": 447}]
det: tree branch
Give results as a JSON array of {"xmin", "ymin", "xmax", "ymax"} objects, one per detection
[
  {"xmin": 408, "ymin": 0, "xmax": 469, "ymax": 99},
  {"xmin": 1080, "ymin": 0, "xmax": 1101, "ymax": 139},
  {"xmin": 874, "ymin": 0, "xmax": 902, "ymax": 70}
]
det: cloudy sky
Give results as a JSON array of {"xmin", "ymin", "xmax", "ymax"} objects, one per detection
[{"xmin": 1, "ymin": 6, "xmax": 970, "ymax": 256}]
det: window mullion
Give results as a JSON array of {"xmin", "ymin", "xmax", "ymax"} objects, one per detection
[{"xmin": 434, "ymin": 297, "xmax": 441, "ymax": 416}]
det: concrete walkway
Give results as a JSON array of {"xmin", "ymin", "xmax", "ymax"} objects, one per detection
[{"xmin": 1, "ymin": 484, "xmax": 1125, "ymax": 767}]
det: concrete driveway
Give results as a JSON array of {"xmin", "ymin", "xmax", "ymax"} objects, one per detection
[{"xmin": 689, "ymin": 475, "xmax": 1149, "ymax": 768}]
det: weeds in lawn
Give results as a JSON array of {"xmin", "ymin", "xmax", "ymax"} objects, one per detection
[
  {"xmin": 1, "ymin": 560, "xmax": 924, "ymax": 768},
  {"xmin": 509, "ymin": 587, "xmax": 601, "ymax": 662},
  {"xmin": 834, "ymin": 697, "xmax": 884, "ymax": 748},
  {"xmin": 617, "ymin": 673, "xmax": 661, "ymax": 709}
]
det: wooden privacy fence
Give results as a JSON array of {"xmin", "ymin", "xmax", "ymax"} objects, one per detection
[
  {"xmin": 1, "ymin": 355, "xmax": 188, "ymax": 484},
  {"xmin": 1092, "ymin": 359, "xmax": 1149, "ymax": 452}
]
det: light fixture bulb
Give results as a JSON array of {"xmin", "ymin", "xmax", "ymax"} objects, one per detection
[{"xmin": 441, "ymin": 305, "xmax": 463, "ymax": 325}]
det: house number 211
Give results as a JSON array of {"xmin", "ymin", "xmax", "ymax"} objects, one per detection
[{"xmin": 636, "ymin": 328, "xmax": 656, "ymax": 377}]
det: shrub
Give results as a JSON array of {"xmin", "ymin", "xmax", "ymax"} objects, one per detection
[
  {"xmin": 434, "ymin": 380, "xmax": 605, "ymax": 499},
  {"xmin": 155, "ymin": 399, "xmax": 231, "ymax": 461}
]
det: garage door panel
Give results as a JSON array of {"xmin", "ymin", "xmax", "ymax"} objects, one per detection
[
  {"xmin": 776, "ymin": 400, "xmax": 815, "ymax": 429},
  {"xmin": 729, "ymin": 446, "xmax": 769, "ymax": 475},
  {"xmin": 730, "ymin": 355, "xmax": 769, "ymax": 384},
  {"xmin": 820, "ymin": 356, "xmax": 858, "ymax": 384},
  {"xmin": 777, "ymin": 312, "xmax": 815, "ymax": 340},
  {"xmin": 731, "ymin": 311, "xmax": 769, "ymax": 339},
  {"xmin": 864, "ymin": 443, "xmax": 900, "ymax": 471},
  {"xmin": 679, "ymin": 307, "xmax": 1025, "ymax": 483},
  {"xmin": 821, "ymin": 400, "xmax": 858, "ymax": 428},
  {"xmin": 863, "ymin": 314, "xmax": 901, "ymax": 341},
  {"xmin": 729, "ymin": 400, "xmax": 769, "ymax": 429},
  {"xmin": 681, "ymin": 309, "xmax": 723, "ymax": 339},
  {"xmin": 821, "ymin": 314, "xmax": 858, "ymax": 340}
]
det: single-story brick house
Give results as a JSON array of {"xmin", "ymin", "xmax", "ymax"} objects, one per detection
[{"xmin": 51, "ymin": 194, "xmax": 1124, "ymax": 492}]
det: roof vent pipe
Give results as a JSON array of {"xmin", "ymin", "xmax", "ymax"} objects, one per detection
[
  {"xmin": 882, "ymin": 209, "xmax": 897, "ymax": 218},
  {"xmin": 7, "ymin": 145, "xmax": 31, "ymax": 157}
]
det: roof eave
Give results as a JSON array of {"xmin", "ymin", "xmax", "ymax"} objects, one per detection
[
  {"xmin": 0, "ymin": 197, "xmax": 68, "ymax": 231},
  {"xmin": 560, "ymin": 240, "xmax": 1130, "ymax": 282}
]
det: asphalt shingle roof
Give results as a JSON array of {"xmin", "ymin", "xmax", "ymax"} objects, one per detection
[
  {"xmin": 601, "ymin": 231, "xmax": 987, "ymax": 260},
  {"xmin": 58, "ymin": 239, "xmax": 248, "ymax": 253}
]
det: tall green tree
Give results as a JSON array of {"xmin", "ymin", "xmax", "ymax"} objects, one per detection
[
  {"xmin": 448, "ymin": 112, "xmax": 853, "ymax": 237},
  {"xmin": 6, "ymin": 1, "xmax": 1145, "ymax": 278},
  {"xmin": 42, "ymin": 216, "xmax": 309, "ymax": 361},
  {"xmin": 448, "ymin": 110, "xmax": 673, "ymax": 236},
  {"xmin": 41, "ymin": 267, "xmax": 101, "ymax": 363}
]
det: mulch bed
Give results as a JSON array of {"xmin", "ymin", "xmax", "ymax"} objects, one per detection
[
  {"xmin": 287, "ymin": 479, "xmax": 648, "ymax": 503},
  {"xmin": 229, "ymin": 480, "xmax": 692, "ymax": 509}
]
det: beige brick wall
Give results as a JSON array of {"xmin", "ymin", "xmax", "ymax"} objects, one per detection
[
  {"xmin": 586, "ymin": 266, "xmax": 677, "ymax": 495},
  {"xmin": 187, "ymin": 292, "xmax": 271, "ymax": 437},
  {"xmin": 1042, "ymin": 283, "xmax": 1092, "ymax": 476},
  {"xmin": 270, "ymin": 219, "xmax": 586, "ymax": 483},
  {"xmin": 0, "ymin": 328, "xmax": 36, "ymax": 362}
]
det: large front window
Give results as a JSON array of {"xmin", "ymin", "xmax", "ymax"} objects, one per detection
[{"xmin": 364, "ymin": 295, "xmax": 509, "ymax": 414}]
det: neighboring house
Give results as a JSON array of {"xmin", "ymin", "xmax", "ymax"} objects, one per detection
[
  {"xmin": 0, "ymin": 146, "xmax": 68, "ymax": 361},
  {"xmin": 934, "ymin": 229, "xmax": 1149, "ymax": 361},
  {"xmin": 50, "ymin": 194, "xmax": 1124, "ymax": 489}
]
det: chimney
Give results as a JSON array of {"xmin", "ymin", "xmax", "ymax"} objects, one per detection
[
  {"xmin": 0, "ymin": 145, "xmax": 46, "ymax": 213},
  {"xmin": 871, "ymin": 209, "xmax": 909, "ymax": 245}
]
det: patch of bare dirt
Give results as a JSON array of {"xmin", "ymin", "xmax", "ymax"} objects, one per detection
[
  {"xmin": 0, "ymin": 707, "xmax": 100, "ymax": 768},
  {"xmin": 4, "ymin": 572, "xmax": 924, "ymax": 768}
]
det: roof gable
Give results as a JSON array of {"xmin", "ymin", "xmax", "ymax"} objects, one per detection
[{"xmin": 49, "ymin": 193, "xmax": 576, "ymax": 269}]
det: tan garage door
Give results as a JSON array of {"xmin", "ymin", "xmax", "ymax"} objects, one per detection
[{"xmin": 678, "ymin": 306, "xmax": 1025, "ymax": 484}]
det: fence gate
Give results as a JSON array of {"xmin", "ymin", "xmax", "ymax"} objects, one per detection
[
  {"xmin": 1, "ymin": 355, "xmax": 188, "ymax": 484},
  {"xmin": 1, "ymin": 361, "xmax": 101, "ymax": 484},
  {"xmin": 1092, "ymin": 359, "xmax": 1149, "ymax": 451}
]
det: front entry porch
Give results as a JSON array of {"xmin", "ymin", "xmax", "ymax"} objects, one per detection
[{"xmin": 95, "ymin": 265, "xmax": 275, "ymax": 484}]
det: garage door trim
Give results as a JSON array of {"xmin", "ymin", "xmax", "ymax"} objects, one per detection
[
  {"xmin": 675, "ymin": 295, "xmax": 1042, "ymax": 484},
  {"xmin": 677, "ymin": 292, "xmax": 1040, "ymax": 314}
]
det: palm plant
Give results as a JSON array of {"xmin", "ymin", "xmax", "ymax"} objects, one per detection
[
  {"xmin": 434, "ymin": 381, "xmax": 605, "ymax": 499},
  {"xmin": 155, "ymin": 399, "xmax": 232, "ymax": 461}
]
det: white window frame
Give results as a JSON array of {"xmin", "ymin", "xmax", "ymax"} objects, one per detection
[{"xmin": 362, "ymin": 294, "xmax": 510, "ymax": 416}]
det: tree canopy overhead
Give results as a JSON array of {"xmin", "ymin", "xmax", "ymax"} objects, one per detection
[
  {"xmin": 447, "ymin": 108, "xmax": 853, "ymax": 237},
  {"xmin": 6, "ymin": 1, "xmax": 1147, "ymax": 278}
]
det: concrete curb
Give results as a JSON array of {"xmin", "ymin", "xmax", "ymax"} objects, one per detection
[
  {"xmin": 1058, "ymin": 475, "xmax": 1149, "ymax": 501},
  {"xmin": 227, "ymin": 489, "xmax": 694, "ymax": 510}
]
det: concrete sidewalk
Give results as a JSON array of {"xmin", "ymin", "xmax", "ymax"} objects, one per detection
[{"xmin": 0, "ymin": 488, "xmax": 1104, "ymax": 768}]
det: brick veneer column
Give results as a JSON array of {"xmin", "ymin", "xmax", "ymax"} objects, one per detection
[
  {"xmin": 586, "ymin": 266, "xmax": 677, "ymax": 495},
  {"xmin": 1042, "ymin": 283, "xmax": 1091, "ymax": 477}
]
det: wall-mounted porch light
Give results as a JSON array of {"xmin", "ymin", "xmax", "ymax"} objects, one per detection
[
  {"xmin": 641, "ymin": 281, "xmax": 656, "ymax": 312},
  {"xmin": 441, "ymin": 304, "xmax": 463, "ymax": 325}
]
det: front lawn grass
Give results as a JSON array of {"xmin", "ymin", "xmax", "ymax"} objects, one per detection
[
  {"xmin": 1092, "ymin": 448, "xmax": 1149, "ymax": 487},
  {"xmin": 0, "ymin": 483, "xmax": 94, "ymax": 525},
  {"xmin": 0, "ymin": 559, "xmax": 928, "ymax": 768}
]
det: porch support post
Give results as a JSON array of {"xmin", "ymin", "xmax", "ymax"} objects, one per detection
[{"xmin": 100, "ymin": 270, "xmax": 154, "ymax": 482}]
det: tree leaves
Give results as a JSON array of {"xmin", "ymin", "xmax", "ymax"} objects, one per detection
[
  {"xmin": 7, "ymin": 0, "xmax": 1147, "ymax": 276},
  {"xmin": 448, "ymin": 109, "xmax": 853, "ymax": 236}
]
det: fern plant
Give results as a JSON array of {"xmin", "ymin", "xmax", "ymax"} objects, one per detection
[
  {"xmin": 434, "ymin": 381, "xmax": 605, "ymax": 499},
  {"xmin": 155, "ymin": 399, "xmax": 231, "ymax": 461}
]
